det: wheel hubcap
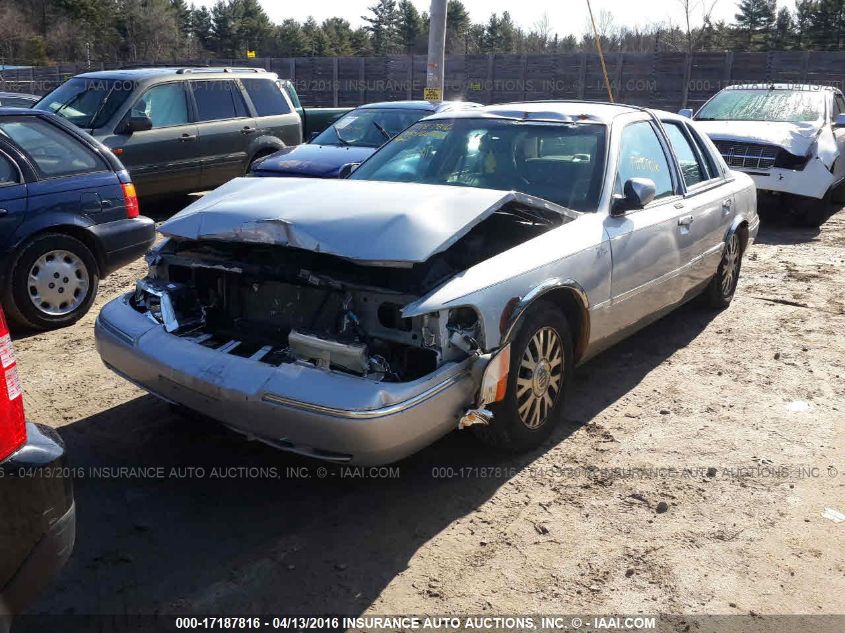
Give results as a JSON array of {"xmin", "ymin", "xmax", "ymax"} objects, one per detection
[
  {"xmin": 515, "ymin": 326, "xmax": 563, "ymax": 429},
  {"xmin": 28, "ymin": 250, "xmax": 89, "ymax": 316},
  {"xmin": 721, "ymin": 234, "xmax": 740, "ymax": 296}
]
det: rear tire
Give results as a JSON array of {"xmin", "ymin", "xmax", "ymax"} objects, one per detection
[
  {"xmin": 705, "ymin": 231, "xmax": 743, "ymax": 309},
  {"xmin": 474, "ymin": 303, "xmax": 573, "ymax": 452},
  {"xmin": 3, "ymin": 233, "xmax": 99, "ymax": 330}
]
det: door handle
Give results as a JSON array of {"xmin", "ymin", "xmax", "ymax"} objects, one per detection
[
  {"xmin": 0, "ymin": 209, "xmax": 7, "ymax": 217},
  {"xmin": 241, "ymin": 126, "xmax": 256, "ymax": 135},
  {"xmin": 179, "ymin": 133, "xmax": 197, "ymax": 142},
  {"xmin": 678, "ymin": 215, "xmax": 695, "ymax": 227}
]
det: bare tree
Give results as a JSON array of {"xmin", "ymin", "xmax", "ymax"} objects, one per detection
[{"xmin": 676, "ymin": 0, "xmax": 719, "ymax": 53}]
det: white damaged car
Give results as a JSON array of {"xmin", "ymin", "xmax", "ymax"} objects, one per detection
[
  {"xmin": 688, "ymin": 83, "xmax": 845, "ymax": 226},
  {"xmin": 95, "ymin": 102, "xmax": 758, "ymax": 464}
]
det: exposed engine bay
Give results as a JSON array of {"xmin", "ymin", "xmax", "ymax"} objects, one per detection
[{"xmin": 131, "ymin": 202, "xmax": 567, "ymax": 382}]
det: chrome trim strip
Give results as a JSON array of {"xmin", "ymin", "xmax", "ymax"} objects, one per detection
[{"xmin": 261, "ymin": 372, "xmax": 467, "ymax": 419}]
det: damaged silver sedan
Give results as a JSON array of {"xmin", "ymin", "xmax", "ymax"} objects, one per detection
[{"xmin": 95, "ymin": 102, "xmax": 759, "ymax": 464}]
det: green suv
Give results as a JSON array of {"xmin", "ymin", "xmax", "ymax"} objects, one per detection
[{"xmin": 33, "ymin": 67, "xmax": 302, "ymax": 199}]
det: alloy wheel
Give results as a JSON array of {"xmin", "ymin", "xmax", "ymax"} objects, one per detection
[
  {"xmin": 515, "ymin": 326, "xmax": 564, "ymax": 429},
  {"xmin": 721, "ymin": 234, "xmax": 740, "ymax": 297}
]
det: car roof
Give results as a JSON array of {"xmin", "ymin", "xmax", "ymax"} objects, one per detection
[
  {"xmin": 723, "ymin": 83, "xmax": 839, "ymax": 92},
  {"xmin": 425, "ymin": 100, "xmax": 645, "ymax": 124},
  {"xmin": 356, "ymin": 100, "xmax": 481, "ymax": 112},
  {"xmin": 0, "ymin": 92, "xmax": 38, "ymax": 100},
  {"xmin": 71, "ymin": 67, "xmax": 277, "ymax": 81}
]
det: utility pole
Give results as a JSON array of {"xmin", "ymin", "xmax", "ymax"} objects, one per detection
[{"xmin": 425, "ymin": 0, "xmax": 447, "ymax": 102}]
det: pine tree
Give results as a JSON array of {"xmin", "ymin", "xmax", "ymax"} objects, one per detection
[
  {"xmin": 446, "ymin": 0, "xmax": 470, "ymax": 54},
  {"xmin": 396, "ymin": 0, "xmax": 422, "ymax": 54},
  {"xmin": 794, "ymin": 0, "xmax": 814, "ymax": 48},
  {"xmin": 363, "ymin": 0, "xmax": 399, "ymax": 55},
  {"xmin": 773, "ymin": 6, "xmax": 796, "ymax": 48},
  {"xmin": 734, "ymin": 0, "xmax": 777, "ymax": 50},
  {"xmin": 809, "ymin": 0, "xmax": 845, "ymax": 49}
]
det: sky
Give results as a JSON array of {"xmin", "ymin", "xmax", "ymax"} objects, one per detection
[{"xmin": 195, "ymin": 0, "xmax": 747, "ymax": 37}]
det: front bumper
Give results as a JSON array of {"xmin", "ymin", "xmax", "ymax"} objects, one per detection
[
  {"xmin": 737, "ymin": 158, "xmax": 836, "ymax": 200},
  {"xmin": 88, "ymin": 216, "xmax": 156, "ymax": 277},
  {"xmin": 0, "ymin": 424, "xmax": 76, "ymax": 620},
  {"xmin": 95, "ymin": 294, "xmax": 482, "ymax": 465}
]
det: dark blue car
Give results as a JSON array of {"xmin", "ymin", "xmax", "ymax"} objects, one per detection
[
  {"xmin": 0, "ymin": 108, "xmax": 155, "ymax": 330},
  {"xmin": 250, "ymin": 100, "xmax": 480, "ymax": 178}
]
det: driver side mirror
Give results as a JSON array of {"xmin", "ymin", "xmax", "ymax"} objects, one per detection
[
  {"xmin": 122, "ymin": 115, "xmax": 153, "ymax": 134},
  {"xmin": 678, "ymin": 108, "xmax": 694, "ymax": 119},
  {"xmin": 337, "ymin": 162, "xmax": 361, "ymax": 179},
  {"xmin": 611, "ymin": 178, "xmax": 656, "ymax": 216},
  {"xmin": 834, "ymin": 113, "xmax": 845, "ymax": 128}
]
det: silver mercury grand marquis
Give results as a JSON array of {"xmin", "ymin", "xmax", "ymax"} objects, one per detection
[{"xmin": 95, "ymin": 101, "xmax": 759, "ymax": 464}]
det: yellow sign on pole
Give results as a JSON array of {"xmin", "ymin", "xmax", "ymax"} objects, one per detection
[
  {"xmin": 246, "ymin": 50, "xmax": 256, "ymax": 58},
  {"xmin": 423, "ymin": 87, "xmax": 442, "ymax": 102}
]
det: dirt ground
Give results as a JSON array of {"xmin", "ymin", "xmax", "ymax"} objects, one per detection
[{"xmin": 9, "ymin": 202, "xmax": 845, "ymax": 629}]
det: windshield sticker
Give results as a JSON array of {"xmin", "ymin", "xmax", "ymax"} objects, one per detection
[
  {"xmin": 630, "ymin": 155, "xmax": 662, "ymax": 174},
  {"xmin": 335, "ymin": 115, "xmax": 358, "ymax": 130}
]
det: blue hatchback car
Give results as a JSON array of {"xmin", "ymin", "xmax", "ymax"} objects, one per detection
[
  {"xmin": 0, "ymin": 108, "xmax": 155, "ymax": 330},
  {"xmin": 250, "ymin": 100, "xmax": 480, "ymax": 179}
]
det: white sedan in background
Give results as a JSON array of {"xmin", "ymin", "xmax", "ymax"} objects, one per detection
[{"xmin": 688, "ymin": 83, "xmax": 845, "ymax": 226}]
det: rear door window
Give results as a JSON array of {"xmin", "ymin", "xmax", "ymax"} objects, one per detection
[
  {"xmin": 0, "ymin": 153, "xmax": 19, "ymax": 185},
  {"xmin": 241, "ymin": 79, "xmax": 292, "ymax": 116},
  {"xmin": 191, "ymin": 80, "xmax": 249, "ymax": 122},
  {"xmin": 662, "ymin": 121, "xmax": 707, "ymax": 188},
  {"xmin": 132, "ymin": 83, "xmax": 189, "ymax": 128},
  {"xmin": 0, "ymin": 116, "xmax": 105, "ymax": 178},
  {"xmin": 686, "ymin": 125, "xmax": 722, "ymax": 179}
]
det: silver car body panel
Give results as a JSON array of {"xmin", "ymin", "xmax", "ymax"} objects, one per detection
[{"xmin": 96, "ymin": 103, "xmax": 760, "ymax": 464}]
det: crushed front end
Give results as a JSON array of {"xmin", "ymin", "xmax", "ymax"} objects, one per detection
[{"xmin": 95, "ymin": 238, "xmax": 489, "ymax": 464}]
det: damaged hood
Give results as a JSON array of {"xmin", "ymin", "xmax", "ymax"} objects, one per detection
[
  {"xmin": 695, "ymin": 119, "xmax": 822, "ymax": 156},
  {"xmin": 159, "ymin": 178, "xmax": 574, "ymax": 265}
]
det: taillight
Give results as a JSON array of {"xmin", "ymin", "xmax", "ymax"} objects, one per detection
[
  {"xmin": 0, "ymin": 308, "xmax": 26, "ymax": 461},
  {"xmin": 122, "ymin": 182, "xmax": 140, "ymax": 219}
]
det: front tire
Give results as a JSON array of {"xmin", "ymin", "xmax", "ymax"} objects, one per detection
[
  {"xmin": 705, "ymin": 231, "xmax": 742, "ymax": 309},
  {"xmin": 474, "ymin": 303, "xmax": 573, "ymax": 452},
  {"xmin": 3, "ymin": 233, "xmax": 99, "ymax": 330},
  {"xmin": 792, "ymin": 194, "xmax": 831, "ymax": 227}
]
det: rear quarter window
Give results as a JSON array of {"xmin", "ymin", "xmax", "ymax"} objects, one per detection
[
  {"xmin": 241, "ymin": 79, "xmax": 292, "ymax": 116},
  {"xmin": 191, "ymin": 80, "xmax": 249, "ymax": 122},
  {"xmin": 0, "ymin": 116, "xmax": 106, "ymax": 178}
]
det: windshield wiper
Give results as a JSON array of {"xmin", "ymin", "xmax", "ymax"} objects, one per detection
[
  {"xmin": 334, "ymin": 126, "xmax": 351, "ymax": 146},
  {"xmin": 372, "ymin": 120, "xmax": 392, "ymax": 141}
]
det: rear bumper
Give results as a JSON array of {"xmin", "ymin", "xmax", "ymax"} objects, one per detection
[
  {"xmin": 95, "ymin": 294, "xmax": 482, "ymax": 465},
  {"xmin": 89, "ymin": 216, "xmax": 156, "ymax": 277},
  {"xmin": 0, "ymin": 424, "xmax": 76, "ymax": 620}
]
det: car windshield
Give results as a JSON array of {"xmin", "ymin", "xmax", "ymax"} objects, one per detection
[
  {"xmin": 33, "ymin": 77, "xmax": 133, "ymax": 129},
  {"xmin": 313, "ymin": 108, "xmax": 431, "ymax": 148},
  {"xmin": 697, "ymin": 89, "xmax": 826, "ymax": 123},
  {"xmin": 350, "ymin": 118, "xmax": 608, "ymax": 211}
]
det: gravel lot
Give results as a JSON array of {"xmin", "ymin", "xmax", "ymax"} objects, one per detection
[{"xmin": 10, "ymin": 202, "xmax": 845, "ymax": 628}]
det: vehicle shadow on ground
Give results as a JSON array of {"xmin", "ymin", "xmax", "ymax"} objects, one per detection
[
  {"xmin": 19, "ymin": 302, "xmax": 716, "ymax": 630},
  {"xmin": 754, "ymin": 199, "xmax": 843, "ymax": 245}
]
